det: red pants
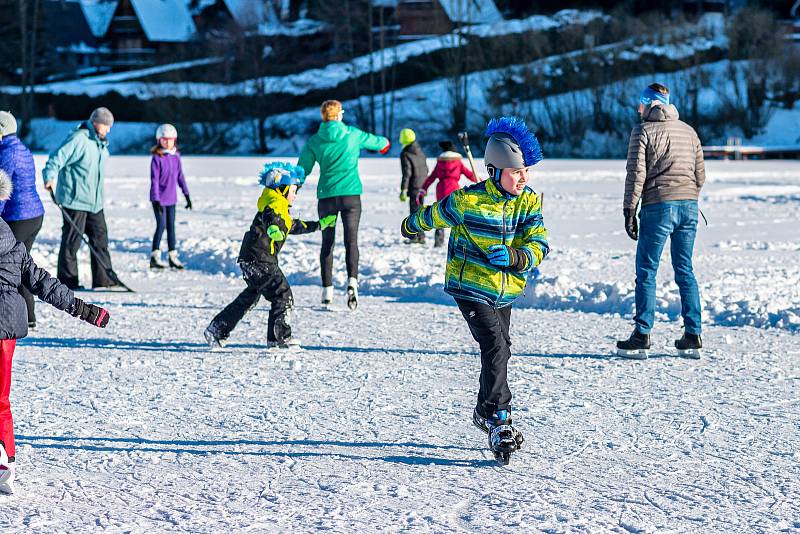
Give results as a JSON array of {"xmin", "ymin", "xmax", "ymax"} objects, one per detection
[{"xmin": 0, "ymin": 339, "xmax": 15, "ymax": 458}]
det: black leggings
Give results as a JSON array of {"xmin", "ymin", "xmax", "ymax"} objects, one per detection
[
  {"xmin": 317, "ymin": 195, "xmax": 361, "ymax": 287},
  {"xmin": 152, "ymin": 203, "xmax": 176, "ymax": 251},
  {"xmin": 6, "ymin": 215, "xmax": 43, "ymax": 322}
]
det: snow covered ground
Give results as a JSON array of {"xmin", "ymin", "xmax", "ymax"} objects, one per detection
[{"xmin": 0, "ymin": 157, "xmax": 798, "ymax": 531}]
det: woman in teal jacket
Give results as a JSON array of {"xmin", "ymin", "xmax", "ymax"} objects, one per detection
[
  {"xmin": 42, "ymin": 107, "xmax": 117, "ymax": 289},
  {"xmin": 298, "ymin": 99, "xmax": 389, "ymax": 310}
]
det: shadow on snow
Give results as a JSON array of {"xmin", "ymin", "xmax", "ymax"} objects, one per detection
[{"xmin": 17, "ymin": 435, "xmax": 493, "ymax": 468}]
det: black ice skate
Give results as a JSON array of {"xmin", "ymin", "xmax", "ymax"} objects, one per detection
[
  {"xmin": 473, "ymin": 407, "xmax": 524, "ymax": 450},
  {"xmin": 203, "ymin": 326, "xmax": 226, "ymax": 350},
  {"xmin": 616, "ymin": 329, "xmax": 650, "ymax": 359},
  {"xmin": 485, "ymin": 409, "xmax": 519, "ymax": 465},
  {"xmin": 675, "ymin": 332, "xmax": 702, "ymax": 359}
]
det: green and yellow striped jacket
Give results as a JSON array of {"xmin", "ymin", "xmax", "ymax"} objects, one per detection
[{"xmin": 404, "ymin": 179, "xmax": 548, "ymax": 308}]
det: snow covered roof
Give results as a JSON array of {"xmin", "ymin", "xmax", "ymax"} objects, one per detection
[
  {"xmin": 130, "ymin": 0, "xmax": 197, "ymax": 42},
  {"xmin": 438, "ymin": 0, "xmax": 502, "ymax": 24},
  {"xmin": 222, "ymin": 0, "xmax": 269, "ymax": 28},
  {"xmin": 79, "ymin": 0, "xmax": 118, "ymax": 38}
]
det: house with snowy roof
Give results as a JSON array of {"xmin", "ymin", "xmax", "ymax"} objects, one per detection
[
  {"xmin": 396, "ymin": 0, "xmax": 502, "ymax": 38},
  {"xmin": 44, "ymin": 0, "xmax": 117, "ymax": 73},
  {"xmin": 103, "ymin": 0, "xmax": 197, "ymax": 66}
]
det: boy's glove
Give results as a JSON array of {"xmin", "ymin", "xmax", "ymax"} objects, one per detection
[
  {"xmin": 319, "ymin": 214, "xmax": 337, "ymax": 230},
  {"xmin": 416, "ymin": 190, "xmax": 426, "ymax": 206},
  {"xmin": 399, "ymin": 191, "xmax": 407, "ymax": 202},
  {"xmin": 379, "ymin": 141, "xmax": 391, "ymax": 155},
  {"xmin": 69, "ymin": 298, "xmax": 110, "ymax": 328},
  {"xmin": 623, "ymin": 208, "xmax": 638, "ymax": 241},
  {"xmin": 152, "ymin": 200, "xmax": 161, "ymax": 211},
  {"xmin": 487, "ymin": 244, "xmax": 511, "ymax": 266},
  {"xmin": 184, "ymin": 195, "xmax": 193, "ymax": 210},
  {"xmin": 266, "ymin": 225, "xmax": 286, "ymax": 241},
  {"xmin": 400, "ymin": 218, "xmax": 418, "ymax": 239},
  {"xmin": 487, "ymin": 244, "xmax": 527, "ymax": 271}
]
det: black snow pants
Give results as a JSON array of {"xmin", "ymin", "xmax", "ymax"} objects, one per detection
[
  {"xmin": 317, "ymin": 195, "xmax": 361, "ymax": 287},
  {"xmin": 456, "ymin": 298, "xmax": 513, "ymax": 418},
  {"xmin": 57, "ymin": 208, "xmax": 115, "ymax": 288},
  {"xmin": 209, "ymin": 261, "xmax": 293, "ymax": 343},
  {"xmin": 6, "ymin": 215, "xmax": 43, "ymax": 323}
]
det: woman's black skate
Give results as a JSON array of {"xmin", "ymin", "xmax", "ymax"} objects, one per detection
[{"xmin": 474, "ymin": 409, "xmax": 522, "ymax": 465}]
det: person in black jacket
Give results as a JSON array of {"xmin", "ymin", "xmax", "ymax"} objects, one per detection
[
  {"xmin": 398, "ymin": 128, "xmax": 428, "ymax": 244},
  {"xmin": 204, "ymin": 163, "xmax": 336, "ymax": 349},
  {"xmin": 0, "ymin": 171, "xmax": 109, "ymax": 494}
]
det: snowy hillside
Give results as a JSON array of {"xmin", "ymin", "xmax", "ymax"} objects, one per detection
[{"xmin": 0, "ymin": 157, "xmax": 797, "ymax": 530}]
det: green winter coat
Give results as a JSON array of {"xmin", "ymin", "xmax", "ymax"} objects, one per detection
[
  {"xmin": 42, "ymin": 122, "xmax": 109, "ymax": 213},
  {"xmin": 297, "ymin": 121, "xmax": 389, "ymax": 199}
]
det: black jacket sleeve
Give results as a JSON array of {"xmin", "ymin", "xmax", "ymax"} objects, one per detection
[
  {"xmin": 400, "ymin": 150, "xmax": 412, "ymax": 192},
  {"xmin": 19, "ymin": 246, "xmax": 74, "ymax": 311},
  {"xmin": 289, "ymin": 218, "xmax": 320, "ymax": 235}
]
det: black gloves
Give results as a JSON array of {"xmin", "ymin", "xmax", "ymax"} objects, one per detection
[
  {"xmin": 185, "ymin": 196, "xmax": 192, "ymax": 210},
  {"xmin": 623, "ymin": 208, "xmax": 638, "ymax": 241},
  {"xmin": 152, "ymin": 200, "xmax": 162, "ymax": 212},
  {"xmin": 400, "ymin": 218, "xmax": 418, "ymax": 240},
  {"xmin": 69, "ymin": 298, "xmax": 110, "ymax": 328}
]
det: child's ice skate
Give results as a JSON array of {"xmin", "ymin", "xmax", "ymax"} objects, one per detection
[
  {"xmin": 203, "ymin": 325, "xmax": 226, "ymax": 350},
  {"xmin": 675, "ymin": 332, "xmax": 702, "ymax": 359},
  {"xmin": 168, "ymin": 250, "xmax": 184, "ymax": 270},
  {"xmin": 616, "ymin": 329, "xmax": 650, "ymax": 359},
  {"xmin": 346, "ymin": 277, "xmax": 358, "ymax": 311},
  {"xmin": 483, "ymin": 409, "xmax": 520, "ymax": 465},
  {"xmin": 149, "ymin": 250, "xmax": 167, "ymax": 270},
  {"xmin": 0, "ymin": 444, "xmax": 15, "ymax": 495},
  {"xmin": 473, "ymin": 407, "xmax": 524, "ymax": 450}
]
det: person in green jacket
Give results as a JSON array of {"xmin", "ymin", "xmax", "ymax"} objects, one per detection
[
  {"xmin": 401, "ymin": 117, "xmax": 549, "ymax": 464},
  {"xmin": 297, "ymin": 99, "xmax": 390, "ymax": 310},
  {"xmin": 42, "ymin": 107, "xmax": 117, "ymax": 289}
]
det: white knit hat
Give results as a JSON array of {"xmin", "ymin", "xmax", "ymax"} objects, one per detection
[
  {"xmin": 155, "ymin": 123, "xmax": 178, "ymax": 139},
  {"xmin": 0, "ymin": 111, "xmax": 17, "ymax": 137},
  {"xmin": 0, "ymin": 170, "xmax": 12, "ymax": 200}
]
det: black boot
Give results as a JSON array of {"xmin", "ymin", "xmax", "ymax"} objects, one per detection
[
  {"xmin": 675, "ymin": 332, "xmax": 702, "ymax": 359},
  {"xmin": 616, "ymin": 329, "xmax": 650, "ymax": 359}
]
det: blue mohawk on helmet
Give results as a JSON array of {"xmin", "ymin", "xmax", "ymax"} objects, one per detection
[
  {"xmin": 258, "ymin": 161, "xmax": 306, "ymax": 188},
  {"xmin": 484, "ymin": 117, "xmax": 543, "ymax": 167}
]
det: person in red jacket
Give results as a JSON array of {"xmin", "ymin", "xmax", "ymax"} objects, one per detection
[{"xmin": 417, "ymin": 140, "xmax": 477, "ymax": 247}]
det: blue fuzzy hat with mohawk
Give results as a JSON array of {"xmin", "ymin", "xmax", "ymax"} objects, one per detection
[
  {"xmin": 259, "ymin": 161, "xmax": 306, "ymax": 189},
  {"xmin": 483, "ymin": 117, "xmax": 543, "ymax": 178}
]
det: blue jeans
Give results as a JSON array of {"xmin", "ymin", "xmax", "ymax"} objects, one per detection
[{"xmin": 634, "ymin": 201, "xmax": 701, "ymax": 335}]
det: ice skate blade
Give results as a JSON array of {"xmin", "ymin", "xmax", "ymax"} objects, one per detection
[
  {"xmin": 493, "ymin": 451, "xmax": 511, "ymax": 466},
  {"xmin": 617, "ymin": 348, "xmax": 649, "ymax": 359},
  {"xmin": 677, "ymin": 348, "xmax": 702, "ymax": 359},
  {"xmin": 346, "ymin": 288, "xmax": 358, "ymax": 311},
  {"xmin": 0, "ymin": 467, "xmax": 14, "ymax": 495}
]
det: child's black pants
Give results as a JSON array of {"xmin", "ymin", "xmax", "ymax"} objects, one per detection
[{"xmin": 455, "ymin": 298, "xmax": 512, "ymax": 418}]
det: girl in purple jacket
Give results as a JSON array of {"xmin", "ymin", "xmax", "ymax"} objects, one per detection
[{"xmin": 149, "ymin": 124, "xmax": 191, "ymax": 270}]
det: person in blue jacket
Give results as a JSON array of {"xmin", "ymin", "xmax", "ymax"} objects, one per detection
[
  {"xmin": 42, "ymin": 107, "xmax": 117, "ymax": 289},
  {"xmin": 0, "ymin": 111, "xmax": 45, "ymax": 327}
]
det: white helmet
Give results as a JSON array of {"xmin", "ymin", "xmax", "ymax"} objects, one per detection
[{"xmin": 155, "ymin": 123, "xmax": 177, "ymax": 140}]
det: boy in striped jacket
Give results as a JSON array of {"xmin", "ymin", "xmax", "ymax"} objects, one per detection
[{"xmin": 401, "ymin": 118, "xmax": 549, "ymax": 463}]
